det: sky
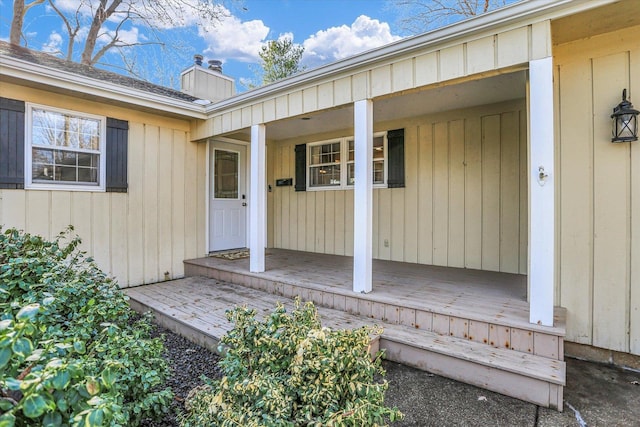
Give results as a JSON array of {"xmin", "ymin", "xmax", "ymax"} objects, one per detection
[
  {"xmin": 0, "ymin": 0, "xmax": 406, "ymax": 91},
  {"xmin": 0, "ymin": 1, "xmax": 515, "ymax": 92}
]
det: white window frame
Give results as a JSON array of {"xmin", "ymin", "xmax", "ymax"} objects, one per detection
[
  {"xmin": 306, "ymin": 132, "xmax": 388, "ymax": 191},
  {"xmin": 25, "ymin": 103, "xmax": 107, "ymax": 192}
]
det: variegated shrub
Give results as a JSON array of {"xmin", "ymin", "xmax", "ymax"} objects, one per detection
[{"xmin": 180, "ymin": 300, "xmax": 403, "ymax": 427}]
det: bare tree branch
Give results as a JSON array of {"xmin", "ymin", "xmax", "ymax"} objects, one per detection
[
  {"xmin": 391, "ymin": 0, "xmax": 511, "ymax": 34},
  {"xmin": 48, "ymin": 0, "xmax": 84, "ymax": 60}
]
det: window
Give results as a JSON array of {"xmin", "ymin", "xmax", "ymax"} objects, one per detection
[
  {"xmin": 213, "ymin": 149, "xmax": 239, "ymax": 199},
  {"xmin": 309, "ymin": 141, "xmax": 342, "ymax": 187},
  {"xmin": 307, "ymin": 133, "xmax": 387, "ymax": 190},
  {"xmin": 26, "ymin": 104, "xmax": 106, "ymax": 191}
]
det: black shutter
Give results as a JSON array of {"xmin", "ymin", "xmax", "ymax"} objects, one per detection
[
  {"xmin": 387, "ymin": 128, "xmax": 405, "ymax": 188},
  {"xmin": 106, "ymin": 118, "xmax": 128, "ymax": 193},
  {"xmin": 294, "ymin": 143, "xmax": 306, "ymax": 191},
  {"xmin": 0, "ymin": 97, "xmax": 25, "ymax": 189}
]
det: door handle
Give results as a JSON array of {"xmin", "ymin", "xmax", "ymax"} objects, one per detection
[{"xmin": 242, "ymin": 202, "xmax": 247, "ymax": 207}]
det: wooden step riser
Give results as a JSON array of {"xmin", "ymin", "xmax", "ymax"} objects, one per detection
[
  {"xmin": 129, "ymin": 298, "xmax": 221, "ymax": 353},
  {"xmin": 380, "ymin": 338, "xmax": 563, "ymax": 411},
  {"xmin": 184, "ymin": 264, "xmax": 563, "ymax": 361}
]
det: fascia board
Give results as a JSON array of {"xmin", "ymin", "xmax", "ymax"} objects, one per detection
[
  {"xmin": 0, "ymin": 56, "xmax": 208, "ymax": 119},
  {"xmin": 205, "ymin": 0, "xmax": 615, "ymax": 114}
]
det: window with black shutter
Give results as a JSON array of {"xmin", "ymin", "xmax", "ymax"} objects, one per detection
[
  {"xmin": 0, "ymin": 97, "xmax": 128, "ymax": 192},
  {"xmin": 295, "ymin": 129, "xmax": 404, "ymax": 190}
]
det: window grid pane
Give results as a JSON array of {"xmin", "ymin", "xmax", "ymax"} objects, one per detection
[
  {"xmin": 30, "ymin": 107, "xmax": 102, "ymax": 187},
  {"xmin": 310, "ymin": 142, "xmax": 341, "ymax": 166},
  {"xmin": 32, "ymin": 108, "xmax": 101, "ymax": 152},
  {"xmin": 310, "ymin": 164, "xmax": 341, "ymax": 187},
  {"xmin": 32, "ymin": 148, "xmax": 99, "ymax": 184}
]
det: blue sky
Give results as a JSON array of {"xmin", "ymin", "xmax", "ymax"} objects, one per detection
[
  {"xmin": 0, "ymin": 0, "xmax": 406, "ymax": 91},
  {"xmin": 1, "ymin": 1, "xmax": 517, "ymax": 91}
]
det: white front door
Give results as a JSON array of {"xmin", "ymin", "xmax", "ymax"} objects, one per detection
[{"xmin": 209, "ymin": 142, "xmax": 247, "ymax": 251}]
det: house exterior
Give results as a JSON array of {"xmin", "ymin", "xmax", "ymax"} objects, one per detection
[{"xmin": 1, "ymin": 0, "xmax": 638, "ymax": 375}]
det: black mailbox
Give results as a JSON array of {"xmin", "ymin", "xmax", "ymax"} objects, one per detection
[{"xmin": 275, "ymin": 178, "xmax": 293, "ymax": 186}]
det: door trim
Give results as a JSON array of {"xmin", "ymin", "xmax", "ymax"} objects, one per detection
[{"xmin": 206, "ymin": 138, "xmax": 250, "ymax": 253}]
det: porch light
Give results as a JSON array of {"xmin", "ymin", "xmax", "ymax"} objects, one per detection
[{"xmin": 611, "ymin": 89, "xmax": 639, "ymax": 142}]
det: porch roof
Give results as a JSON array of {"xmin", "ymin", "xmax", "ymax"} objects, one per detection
[{"xmin": 194, "ymin": 0, "xmax": 622, "ymax": 142}]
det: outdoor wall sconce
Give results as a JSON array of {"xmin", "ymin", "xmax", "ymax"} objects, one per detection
[{"xmin": 611, "ymin": 89, "xmax": 639, "ymax": 143}]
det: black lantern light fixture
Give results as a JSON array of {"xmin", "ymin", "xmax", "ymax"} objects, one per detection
[{"xmin": 611, "ymin": 89, "xmax": 639, "ymax": 143}]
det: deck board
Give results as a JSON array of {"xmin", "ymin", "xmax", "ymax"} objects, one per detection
[
  {"xmin": 184, "ymin": 249, "xmax": 565, "ymax": 334},
  {"xmin": 126, "ymin": 278, "xmax": 384, "ymax": 340}
]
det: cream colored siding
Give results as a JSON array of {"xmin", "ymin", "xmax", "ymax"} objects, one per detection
[
  {"xmin": 193, "ymin": 21, "xmax": 550, "ymax": 141},
  {"xmin": 268, "ymin": 100, "xmax": 527, "ymax": 275},
  {"xmin": 555, "ymin": 25, "xmax": 640, "ymax": 355},
  {"xmin": 0, "ymin": 83, "xmax": 206, "ymax": 288}
]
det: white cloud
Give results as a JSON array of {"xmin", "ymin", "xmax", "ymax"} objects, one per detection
[
  {"xmin": 199, "ymin": 9, "xmax": 270, "ymax": 63},
  {"xmin": 106, "ymin": 26, "xmax": 146, "ymax": 46},
  {"xmin": 42, "ymin": 31, "xmax": 63, "ymax": 54},
  {"xmin": 302, "ymin": 15, "xmax": 402, "ymax": 68}
]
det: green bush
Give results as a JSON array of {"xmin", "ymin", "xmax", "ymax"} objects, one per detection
[
  {"xmin": 0, "ymin": 227, "xmax": 172, "ymax": 427},
  {"xmin": 179, "ymin": 300, "xmax": 403, "ymax": 427}
]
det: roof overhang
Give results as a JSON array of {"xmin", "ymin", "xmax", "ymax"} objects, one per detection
[
  {"xmin": 0, "ymin": 55, "xmax": 208, "ymax": 120},
  {"xmin": 205, "ymin": 0, "xmax": 618, "ymax": 115}
]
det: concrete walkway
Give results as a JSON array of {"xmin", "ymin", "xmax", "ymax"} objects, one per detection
[{"xmin": 383, "ymin": 356, "xmax": 639, "ymax": 426}]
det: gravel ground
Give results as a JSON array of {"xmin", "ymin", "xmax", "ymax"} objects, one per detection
[{"xmin": 139, "ymin": 324, "xmax": 222, "ymax": 427}]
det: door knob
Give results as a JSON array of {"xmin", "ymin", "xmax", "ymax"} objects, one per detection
[{"xmin": 242, "ymin": 202, "xmax": 247, "ymax": 207}]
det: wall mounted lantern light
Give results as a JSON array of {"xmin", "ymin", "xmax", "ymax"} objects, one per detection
[{"xmin": 611, "ymin": 89, "xmax": 639, "ymax": 143}]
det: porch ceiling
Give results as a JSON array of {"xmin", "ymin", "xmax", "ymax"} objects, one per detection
[
  {"xmin": 225, "ymin": 71, "xmax": 526, "ymax": 141},
  {"xmin": 551, "ymin": 0, "xmax": 640, "ymax": 46}
]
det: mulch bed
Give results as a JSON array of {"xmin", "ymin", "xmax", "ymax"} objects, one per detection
[{"xmin": 139, "ymin": 324, "xmax": 222, "ymax": 427}]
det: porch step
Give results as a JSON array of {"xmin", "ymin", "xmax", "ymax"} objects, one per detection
[
  {"xmin": 379, "ymin": 323, "xmax": 564, "ymax": 409},
  {"xmin": 126, "ymin": 277, "xmax": 564, "ymax": 410}
]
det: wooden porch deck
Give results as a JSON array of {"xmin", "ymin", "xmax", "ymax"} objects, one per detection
[
  {"xmin": 184, "ymin": 249, "xmax": 564, "ymax": 335},
  {"xmin": 126, "ymin": 249, "xmax": 567, "ymax": 410}
]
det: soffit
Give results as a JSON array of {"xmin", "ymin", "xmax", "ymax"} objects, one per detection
[
  {"xmin": 225, "ymin": 71, "xmax": 526, "ymax": 141},
  {"xmin": 552, "ymin": 0, "xmax": 640, "ymax": 45}
]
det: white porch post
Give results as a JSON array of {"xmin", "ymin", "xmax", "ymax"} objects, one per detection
[
  {"xmin": 249, "ymin": 124, "xmax": 266, "ymax": 273},
  {"xmin": 353, "ymin": 99, "xmax": 373, "ymax": 293},
  {"xmin": 528, "ymin": 57, "xmax": 555, "ymax": 326}
]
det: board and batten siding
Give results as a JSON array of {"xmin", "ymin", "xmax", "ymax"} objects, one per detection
[
  {"xmin": 0, "ymin": 82, "xmax": 207, "ymax": 288},
  {"xmin": 555, "ymin": 25, "xmax": 640, "ymax": 355},
  {"xmin": 267, "ymin": 100, "xmax": 527, "ymax": 275}
]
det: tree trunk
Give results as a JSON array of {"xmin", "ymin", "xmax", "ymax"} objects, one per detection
[
  {"xmin": 80, "ymin": 0, "xmax": 123, "ymax": 65},
  {"xmin": 10, "ymin": 0, "xmax": 26, "ymax": 45},
  {"xmin": 10, "ymin": 0, "xmax": 46, "ymax": 45}
]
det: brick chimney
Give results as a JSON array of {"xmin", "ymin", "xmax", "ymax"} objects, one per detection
[{"xmin": 180, "ymin": 54, "xmax": 235, "ymax": 103}]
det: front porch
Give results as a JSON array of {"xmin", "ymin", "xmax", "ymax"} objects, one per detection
[{"xmin": 126, "ymin": 249, "xmax": 566, "ymax": 409}]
